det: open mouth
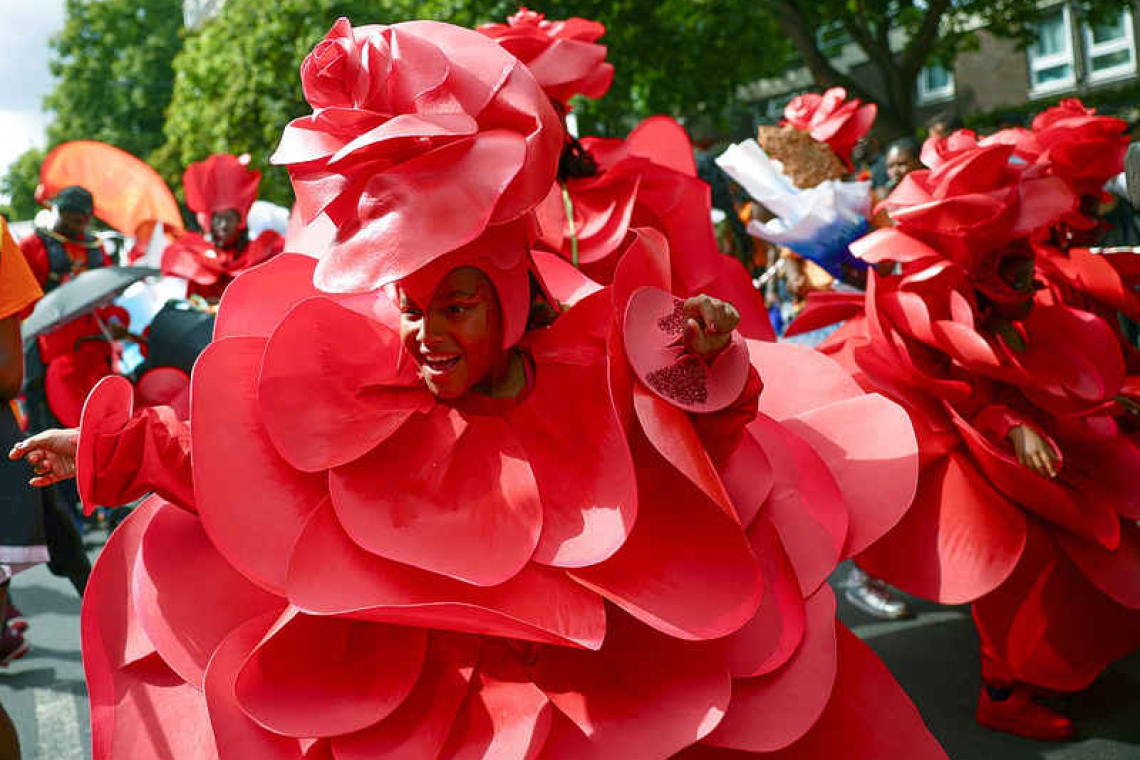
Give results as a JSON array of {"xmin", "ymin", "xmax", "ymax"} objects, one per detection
[{"xmin": 422, "ymin": 355, "xmax": 462, "ymax": 373}]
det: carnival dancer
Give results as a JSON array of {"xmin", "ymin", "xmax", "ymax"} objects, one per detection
[
  {"xmin": 478, "ymin": 8, "xmax": 774, "ymax": 341},
  {"xmin": 793, "ymin": 130, "xmax": 1140, "ymax": 740},
  {"xmin": 13, "ymin": 19, "xmax": 946, "ymax": 759},
  {"xmin": 716, "ymin": 89, "xmax": 914, "ymax": 620},
  {"xmin": 160, "ymin": 153, "xmax": 284, "ymax": 303}
]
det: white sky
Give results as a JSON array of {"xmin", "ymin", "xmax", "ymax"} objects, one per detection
[{"xmin": 0, "ymin": 0, "xmax": 67, "ymax": 188}]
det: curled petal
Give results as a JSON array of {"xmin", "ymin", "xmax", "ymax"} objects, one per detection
[
  {"xmin": 214, "ymin": 254, "xmax": 321, "ymax": 340},
  {"xmin": 330, "ymin": 407, "xmax": 542, "ymax": 587},
  {"xmin": 704, "ymin": 586, "xmax": 838, "ymax": 752},
  {"xmin": 569, "ymin": 435, "xmax": 762, "ymax": 640},
  {"xmin": 509, "ymin": 362, "xmax": 637, "ymax": 568},
  {"xmin": 437, "ymin": 645, "xmax": 553, "ymax": 760},
  {"xmin": 134, "ymin": 503, "xmax": 284, "ymax": 688},
  {"xmin": 723, "ymin": 515, "xmax": 807, "ymax": 678},
  {"xmin": 333, "ymin": 633, "xmax": 482, "ymax": 760},
  {"xmin": 192, "ymin": 337, "xmax": 328, "ymax": 594},
  {"xmin": 260, "ymin": 297, "xmax": 432, "ymax": 472},
  {"xmin": 235, "ymin": 610, "xmax": 427, "ymax": 738},
  {"xmin": 287, "ymin": 500, "xmax": 605, "ymax": 650},
  {"xmin": 531, "ymin": 610, "xmax": 731, "ymax": 759},
  {"xmin": 858, "ymin": 451, "xmax": 1027, "ymax": 604},
  {"xmin": 204, "ymin": 613, "xmax": 307, "ymax": 760}
]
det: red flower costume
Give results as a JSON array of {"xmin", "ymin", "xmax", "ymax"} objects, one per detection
[
  {"xmin": 795, "ymin": 136, "xmax": 1140, "ymax": 705},
  {"xmin": 76, "ymin": 18, "xmax": 945, "ymax": 759},
  {"xmin": 479, "ymin": 9, "xmax": 773, "ymax": 341},
  {"xmin": 161, "ymin": 154, "xmax": 284, "ymax": 301}
]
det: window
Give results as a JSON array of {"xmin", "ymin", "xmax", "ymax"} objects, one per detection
[
  {"xmin": 917, "ymin": 63, "xmax": 955, "ymax": 103},
  {"xmin": 1028, "ymin": 7, "xmax": 1076, "ymax": 93},
  {"xmin": 1084, "ymin": 10, "xmax": 1136, "ymax": 81}
]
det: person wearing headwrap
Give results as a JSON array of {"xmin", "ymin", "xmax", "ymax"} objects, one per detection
[
  {"xmin": 160, "ymin": 154, "xmax": 285, "ymax": 303},
  {"xmin": 791, "ymin": 128, "xmax": 1140, "ymax": 741},
  {"xmin": 13, "ymin": 17, "xmax": 945, "ymax": 759}
]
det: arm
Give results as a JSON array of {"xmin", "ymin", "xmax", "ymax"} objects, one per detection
[
  {"xmin": 18, "ymin": 235, "xmax": 49, "ymax": 288},
  {"xmin": 10, "ymin": 378, "xmax": 195, "ymax": 511},
  {"xmin": 973, "ymin": 404, "xmax": 1060, "ymax": 479}
]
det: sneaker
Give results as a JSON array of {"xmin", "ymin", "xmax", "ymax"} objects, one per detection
[
  {"xmin": 4, "ymin": 604, "xmax": 27, "ymax": 635},
  {"xmin": 976, "ymin": 684, "xmax": 1074, "ymax": 741},
  {"xmin": 0, "ymin": 628, "xmax": 28, "ymax": 667},
  {"xmin": 842, "ymin": 567, "xmax": 913, "ymax": 620}
]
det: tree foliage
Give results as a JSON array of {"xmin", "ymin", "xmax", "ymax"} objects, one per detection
[
  {"xmin": 764, "ymin": 0, "xmax": 1134, "ymax": 136},
  {"xmin": 45, "ymin": 0, "xmax": 184, "ymax": 158},
  {"xmin": 159, "ymin": 0, "xmax": 791, "ymax": 205},
  {"xmin": 0, "ymin": 148, "xmax": 45, "ymax": 221}
]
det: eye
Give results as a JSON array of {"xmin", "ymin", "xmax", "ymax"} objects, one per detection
[
  {"xmin": 446, "ymin": 304, "xmax": 470, "ymax": 317},
  {"xmin": 400, "ymin": 306, "xmax": 423, "ymax": 319}
]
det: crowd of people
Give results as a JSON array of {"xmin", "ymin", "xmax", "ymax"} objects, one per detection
[{"xmin": 0, "ymin": 6, "xmax": 1137, "ymax": 759}]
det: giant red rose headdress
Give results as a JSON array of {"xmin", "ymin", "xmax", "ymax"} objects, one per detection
[
  {"xmin": 272, "ymin": 18, "xmax": 562, "ymax": 294},
  {"xmin": 477, "ymin": 7, "xmax": 615, "ymax": 106},
  {"xmin": 783, "ymin": 87, "xmax": 877, "ymax": 169},
  {"xmin": 1032, "ymin": 99, "xmax": 1128, "ymax": 197},
  {"xmin": 879, "ymin": 141, "xmax": 1075, "ymax": 268},
  {"xmin": 183, "ymin": 153, "xmax": 261, "ymax": 230}
]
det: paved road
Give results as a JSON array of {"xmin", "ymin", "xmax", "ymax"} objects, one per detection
[{"xmin": 0, "ymin": 545, "xmax": 1136, "ymax": 759}]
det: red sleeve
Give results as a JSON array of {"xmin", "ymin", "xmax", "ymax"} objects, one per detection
[
  {"xmin": 691, "ymin": 364, "xmax": 762, "ymax": 465},
  {"xmin": 18, "ymin": 234, "xmax": 49, "ymax": 287},
  {"xmin": 76, "ymin": 379, "xmax": 194, "ymax": 512}
]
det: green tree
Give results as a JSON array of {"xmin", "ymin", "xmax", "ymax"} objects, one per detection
[
  {"xmin": 46, "ymin": 0, "xmax": 184, "ymax": 159},
  {"xmin": 763, "ymin": 0, "xmax": 1134, "ymax": 136},
  {"xmin": 0, "ymin": 149, "xmax": 47, "ymax": 222},
  {"xmin": 159, "ymin": 0, "xmax": 790, "ymax": 205}
]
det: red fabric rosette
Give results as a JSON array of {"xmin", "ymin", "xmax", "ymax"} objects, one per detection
[
  {"xmin": 1032, "ymin": 99, "xmax": 1128, "ymax": 197},
  {"xmin": 272, "ymin": 18, "xmax": 562, "ymax": 294},
  {"xmin": 782, "ymin": 88, "xmax": 876, "ymax": 169},
  {"xmin": 477, "ymin": 7, "xmax": 615, "ymax": 105}
]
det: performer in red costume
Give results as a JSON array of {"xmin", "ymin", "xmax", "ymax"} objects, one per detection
[
  {"xmin": 793, "ymin": 125, "xmax": 1140, "ymax": 741},
  {"xmin": 478, "ymin": 8, "xmax": 774, "ymax": 341},
  {"xmin": 13, "ymin": 19, "xmax": 945, "ymax": 759},
  {"xmin": 19, "ymin": 185, "xmax": 131, "ymax": 430},
  {"xmin": 161, "ymin": 153, "xmax": 284, "ymax": 302}
]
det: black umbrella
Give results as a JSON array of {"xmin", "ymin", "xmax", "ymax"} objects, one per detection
[{"xmin": 21, "ymin": 266, "xmax": 160, "ymax": 349}]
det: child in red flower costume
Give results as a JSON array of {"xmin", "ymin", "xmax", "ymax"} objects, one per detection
[
  {"xmin": 12, "ymin": 18, "xmax": 945, "ymax": 759},
  {"xmin": 794, "ymin": 129, "xmax": 1140, "ymax": 741},
  {"xmin": 161, "ymin": 153, "xmax": 285, "ymax": 302}
]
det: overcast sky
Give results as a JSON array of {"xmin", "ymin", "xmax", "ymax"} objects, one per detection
[{"xmin": 0, "ymin": 0, "xmax": 67, "ymax": 185}]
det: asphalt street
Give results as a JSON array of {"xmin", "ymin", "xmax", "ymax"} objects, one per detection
[{"xmin": 0, "ymin": 543, "xmax": 1135, "ymax": 760}]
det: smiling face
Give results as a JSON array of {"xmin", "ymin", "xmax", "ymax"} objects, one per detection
[
  {"xmin": 210, "ymin": 208, "xmax": 242, "ymax": 249},
  {"xmin": 398, "ymin": 266, "xmax": 507, "ymax": 399}
]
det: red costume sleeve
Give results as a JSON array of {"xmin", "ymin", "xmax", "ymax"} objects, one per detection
[
  {"xmin": 691, "ymin": 364, "xmax": 762, "ymax": 465},
  {"xmin": 77, "ymin": 378, "xmax": 194, "ymax": 512},
  {"xmin": 18, "ymin": 233, "xmax": 50, "ymax": 287},
  {"xmin": 972, "ymin": 403, "xmax": 1059, "ymax": 456}
]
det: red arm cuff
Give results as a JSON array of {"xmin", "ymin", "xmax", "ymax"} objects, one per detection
[
  {"xmin": 76, "ymin": 376, "xmax": 194, "ymax": 513},
  {"xmin": 691, "ymin": 364, "xmax": 762, "ymax": 465}
]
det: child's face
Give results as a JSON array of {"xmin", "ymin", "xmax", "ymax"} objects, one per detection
[{"xmin": 398, "ymin": 267, "xmax": 505, "ymax": 399}]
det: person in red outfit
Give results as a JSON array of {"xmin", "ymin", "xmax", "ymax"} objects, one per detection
[
  {"xmin": 793, "ymin": 127, "xmax": 1140, "ymax": 741},
  {"xmin": 160, "ymin": 154, "xmax": 284, "ymax": 303},
  {"xmin": 12, "ymin": 18, "xmax": 945, "ymax": 760}
]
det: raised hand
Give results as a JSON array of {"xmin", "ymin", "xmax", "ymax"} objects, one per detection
[
  {"xmin": 8, "ymin": 428, "xmax": 80, "ymax": 487},
  {"xmin": 681, "ymin": 294, "xmax": 740, "ymax": 359},
  {"xmin": 1009, "ymin": 424, "xmax": 1059, "ymax": 478}
]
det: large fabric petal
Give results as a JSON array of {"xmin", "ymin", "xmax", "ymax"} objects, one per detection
[
  {"xmin": 703, "ymin": 586, "xmax": 838, "ymax": 752},
  {"xmin": 192, "ymin": 337, "xmax": 327, "ymax": 594},
  {"xmin": 530, "ymin": 610, "xmax": 730, "ymax": 759},
  {"xmin": 287, "ymin": 501, "xmax": 605, "ymax": 650},
  {"xmin": 332, "ymin": 633, "xmax": 481, "ymax": 760},
  {"xmin": 330, "ymin": 406, "xmax": 543, "ymax": 587},
  {"xmin": 133, "ymin": 502, "xmax": 284, "ymax": 688},
  {"xmin": 234, "ymin": 609, "xmax": 427, "ymax": 738}
]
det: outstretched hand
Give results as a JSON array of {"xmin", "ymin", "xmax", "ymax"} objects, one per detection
[
  {"xmin": 8, "ymin": 428, "xmax": 80, "ymax": 487},
  {"xmin": 1008, "ymin": 424, "xmax": 1059, "ymax": 479},
  {"xmin": 682, "ymin": 294, "xmax": 740, "ymax": 359}
]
